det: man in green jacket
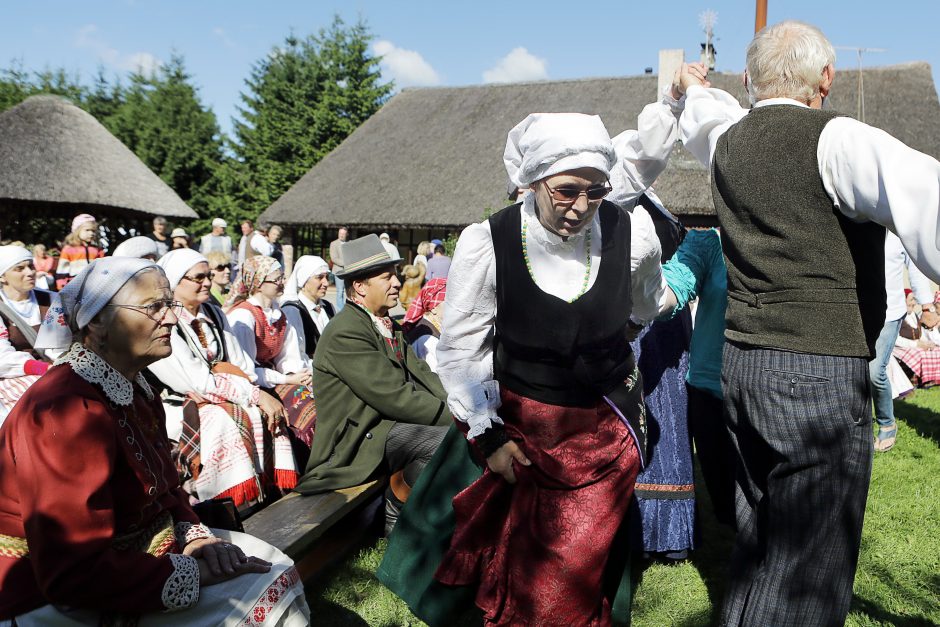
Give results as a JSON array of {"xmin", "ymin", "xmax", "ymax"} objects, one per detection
[{"xmin": 295, "ymin": 234, "xmax": 451, "ymax": 534}]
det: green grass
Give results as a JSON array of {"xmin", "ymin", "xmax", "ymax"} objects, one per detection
[{"xmin": 307, "ymin": 389, "xmax": 940, "ymax": 626}]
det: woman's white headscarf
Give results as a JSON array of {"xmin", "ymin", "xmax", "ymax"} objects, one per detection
[
  {"xmin": 0, "ymin": 246, "xmax": 34, "ymax": 278},
  {"xmin": 35, "ymin": 257, "xmax": 159, "ymax": 350},
  {"xmin": 113, "ymin": 236, "xmax": 159, "ymax": 259},
  {"xmin": 158, "ymin": 248, "xmax": 208, "ymax": 290},
  {"xmin": 503, "ymin": 113, "xmax": 617, "ymax": 188},
  {"xmin": 283, "ymin": 255, "xmax": 329, "ymax": 301}
]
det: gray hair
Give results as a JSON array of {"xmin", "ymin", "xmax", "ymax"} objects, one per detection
[
  {"xmin": 745, "ymin": 20, "xmax": 836, "ymax": 103},
  {"xmin": 153, "ymin": 216, "xmax": 168, "ymax": 226}
]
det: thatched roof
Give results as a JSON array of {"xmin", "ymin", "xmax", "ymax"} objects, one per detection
[
  {"xmin": 0, "ymin": 95, "xmax": 197, "ymax": 220},
  {"xmin": 262, "ymin": 62, "xmax": 940, "ymax": 228}
]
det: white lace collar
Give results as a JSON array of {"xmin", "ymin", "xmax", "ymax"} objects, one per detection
[
  {"xmin": 522, "ymin": 193, "xmax": 596, "ymax": 253},
  {"xmin": 247, "ymin": 295, "xmax": 283, "ymax": 323},
  {"xmin": 55, "ymin": 343, "xmax": 154, "ymax": 406}
]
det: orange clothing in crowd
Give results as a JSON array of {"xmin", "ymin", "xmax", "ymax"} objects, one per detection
[{"xmin": 55, "ymin": 245, "xmax": 104, "ymax": 289}]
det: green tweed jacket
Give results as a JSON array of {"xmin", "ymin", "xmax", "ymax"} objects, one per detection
[{"xmin": 295, "ymin": 302, "xmax": 452, "ymax": 494}]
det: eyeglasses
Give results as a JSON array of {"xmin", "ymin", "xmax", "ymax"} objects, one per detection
[
  {"xmin": 181, "ymin": 273, "xmax": 211, "ymax": 284},
  {"xmin": 107, "ymin": 299, "xmax": 184, "ymax": 323},
  {"xmin": 262, "ymin": 276, "xmax": 285, "ymax": 285},
  {"xmin": 544, "ymin": 182, "xmax": 612, "ymax": 204},
  {"xmin": 213, "ymin": 264, "xmax": 230, "ymax": 272}
]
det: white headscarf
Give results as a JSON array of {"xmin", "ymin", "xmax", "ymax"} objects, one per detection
[
  {"xmin": 503, "ymin": 113, "xmax": 617, "ymax": 188},
  {"xmin": 0, "ymin": 246, "xmax": 33, "ymax": 278},
  {"xmin": 35, "ymin": 257, "xmax": 159, "ymax": 350},
  {"xmin": 158, "ymin": 248, "xmax": 208, "ymax": 289},
  {"xmin": 113, "ymin": 236, "xmax": 159, "ymax": 259},
  {"xmin": 283, "ymin": 256, "xmax": 330, "ymax": 301}
]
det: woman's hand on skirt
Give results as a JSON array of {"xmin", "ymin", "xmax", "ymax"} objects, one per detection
[
  {"xmin": 189, "ymin": 539, "xmax": 272, "ymax": 586},
  {"xmin": 486, "ymin": 441, "xmax": 531, "ymax": 484}
]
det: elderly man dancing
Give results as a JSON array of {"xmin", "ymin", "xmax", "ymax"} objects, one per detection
[{"xmin": 679, "ymin": 21, "xmax": 940, "ymax": 626}]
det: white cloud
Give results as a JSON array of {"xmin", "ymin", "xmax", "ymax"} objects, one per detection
[
  {"xmin": 373, "ymin": 40, "xmax": 440, "ymax": 87},
  {"xmin": 121, "ymin": 52, "xmax": 161, "ymax": 75},
  {"xmin": 212, "ymin": 27, "xmax": 237, "ymax": 49},
  {"xmin": 74, "ymin": 23, "xmax": 161, "ymax": 76},
  {"xmin": 483, "ymin": 47, "xmax": 548, "ymax": 84}
]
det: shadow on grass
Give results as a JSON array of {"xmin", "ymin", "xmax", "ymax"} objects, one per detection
[
  {"xmin": 896, "ymin": 396, "xmax": 940, "ymax": 448},
  {"xmin": 851, "ymin": 553, "xmax": 940, "ymax": 627}
]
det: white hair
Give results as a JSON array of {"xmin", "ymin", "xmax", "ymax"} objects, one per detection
[{"xmin": 745, "ymin": 20, "xmax": 836, "ymax": 103}]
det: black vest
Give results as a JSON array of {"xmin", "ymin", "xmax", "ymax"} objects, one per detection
[
  {"xmin": 712, "ymin": 105, "xmax": 886, "ymax": 358},
  {"xmin": 490, "ymin": 200, "xmax": 633, "ymax": 407},
  {"xmin": 282, "ymin": 299, "xmax": 335, "ymax": 357}
]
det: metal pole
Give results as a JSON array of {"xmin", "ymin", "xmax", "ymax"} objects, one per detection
[{"xmin": 755, "ymin": 0, "xmax": 768, "ymax": 33}]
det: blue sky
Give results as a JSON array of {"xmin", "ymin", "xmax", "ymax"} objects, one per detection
[{"xmin": 5, "ymin": 1, "xmax": 939, "ymax": 138}]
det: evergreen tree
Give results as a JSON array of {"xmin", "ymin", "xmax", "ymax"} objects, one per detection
[
  {"xmin": 107, "ymin": 55, "xmax": 226, "ymax": 219},
  {"xmin": 232, "ymin": 16, "xmax": 392, "ymax": 214}
]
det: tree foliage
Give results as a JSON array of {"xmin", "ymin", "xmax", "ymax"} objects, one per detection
[{"xmin": 231, "ymin": 16, "xmax": 392, "ymax": 215}]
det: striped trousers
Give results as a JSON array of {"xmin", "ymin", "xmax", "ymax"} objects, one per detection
[{"xmin": 720, "ymin": 342, "xmax": 873, "ymax": 627}]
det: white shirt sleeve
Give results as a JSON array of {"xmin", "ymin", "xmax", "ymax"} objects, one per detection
[
  {"xmin": 0, "ymin": 318, "xmax": 31, "ymax": 378},
  {"xmin": 436, "ymin": 222, "xmax": 502, "ymax": 439},
  {"xmin": 283, "ymin": 305, "xmax": 309, "ymax": 357},
  {"xmin": 905, "ymin": 256, "xmax": 935, "ymax": 306},
  {"xmin": 627, "ymin": 204, "xmax": 668, "ymax": 324},
  {"xmin": 273, "ymin": 307, "xmax": 311, "ymax": 375},
  {"xmin": 818, "ymin": 116, "xmax": 940, "ymax": 284},
  {"xmin": 678, "ymin": 84, "xmax": 749, "ymax": 167},
  {"xmin": 225, "ymin": 308, "xmax": 287, "ymax": 387},
  {"xmin": 610, "ymin": 89, "xmax": 685, "ymax": 204}
]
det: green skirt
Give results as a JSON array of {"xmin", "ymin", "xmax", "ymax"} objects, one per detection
[{"xmin": 376, "ymin": 424, "xmax": 635, "ymax": 626}]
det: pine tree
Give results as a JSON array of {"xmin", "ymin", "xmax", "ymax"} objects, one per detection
[
  {"xmin": 232, "ymin": 16, "xmax": 392, "ymax": 215},
  {"xmin": 107, "ymin": 55, "xmax": 226, "ymax": 220}
]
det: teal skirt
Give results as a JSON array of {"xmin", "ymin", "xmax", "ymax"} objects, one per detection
[{"xmin": 376, "ymin": 424, "xmax": 635, "ymax": 626}]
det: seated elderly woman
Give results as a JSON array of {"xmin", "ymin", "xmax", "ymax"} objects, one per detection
[
  {"xmin": 205, "ymin": 250, "xmax": 232, "ymax": 307},
  {"xmin": 148, "ymin": 249, "xmax": 299, "ymax": 507},
  {"xmin": 0, "ymin": 257, "xmax": 308, "ymax": 625},
  {"xmin": 0, "ymin": 246, "xmax": 58, "ymax": 425},
  {"xmin": 225, "ymin": 256, "xmax": 317, "ymax": 449},
  {"xmin": 281, "ymin": 255, "xmax": 335, "ymax": 360}
]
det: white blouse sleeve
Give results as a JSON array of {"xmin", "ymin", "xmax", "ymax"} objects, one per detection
[
  {"xmin": 436, "ymin": 222, "xmax": 502, "ymax": 439},
  {"xmin": 225, "ymin": 308, "xmax": 286, "ymax": 387},
  {"xmin": 818, "ymin": 116, "xmax": 940, "ymax": 284},
  {"xmin": 678, "ymin": 84, "xmax": 749, "ymax": 167},
  {"xmin": 273, "ymin": 310, "xmax": 311, "ymax": 375},
  {"xmin": 283, "ymin": 305, "xmax": 309, "ymax": 358},
  {"xmin": 0, "ymin": 318, "xmax": 31, "ymax": 378},
  {"xmin": 628, "ymin": 204, "xmax": 668, "ymax": 324},
  {"xmin": 610, "ymin": 89, "xmax": 686, "ymax": 204}
]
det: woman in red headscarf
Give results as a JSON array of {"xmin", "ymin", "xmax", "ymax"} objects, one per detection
[{"xmin": 402, "ymin": 278, "xmax": 447, "ymax": 371}]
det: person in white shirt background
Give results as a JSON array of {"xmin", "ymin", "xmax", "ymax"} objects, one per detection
[{"xmin": 199, "ymin": 218, "xmax": 233, "ymax": 257}]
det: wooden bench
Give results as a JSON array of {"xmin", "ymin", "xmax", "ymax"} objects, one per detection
[{"xmin": 243, "ymin": 480, "xmax": 385, "ymax": 581}]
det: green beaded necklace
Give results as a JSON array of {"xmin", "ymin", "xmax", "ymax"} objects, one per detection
[{"xmin": 521, "ymin": 217, "xmax": 593, "ymax": 303}]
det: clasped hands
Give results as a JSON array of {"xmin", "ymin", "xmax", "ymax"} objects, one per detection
[{"xmin": 671, "ymin": 61, "xmax": 710, "ymax": 100}]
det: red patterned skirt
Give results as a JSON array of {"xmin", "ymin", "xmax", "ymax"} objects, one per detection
[
  {"xmin": 893, "ymin": 345, "xmax": 940, "ymax": 385},
  {"xmin": 435, "ymin": 387, "xmax": 641, "ymax": 626}
]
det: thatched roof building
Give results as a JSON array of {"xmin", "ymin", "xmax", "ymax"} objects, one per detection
[
  {"xmin": 261, "ymin": 62, "xmax": 940, "ymax": 239},
  {"xmin": 0, "ymin": 95, "xmax": 198, "ymax": 226}
]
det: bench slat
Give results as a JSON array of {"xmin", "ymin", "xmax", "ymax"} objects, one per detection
[{"xmin": 243, "ymin": 480, "xmax": 384, "ymax": 558}]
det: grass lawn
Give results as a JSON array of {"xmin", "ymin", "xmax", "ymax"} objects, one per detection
[{"xmin": 307, "ymin": 389, "xmax": 940, "ymax": 626}]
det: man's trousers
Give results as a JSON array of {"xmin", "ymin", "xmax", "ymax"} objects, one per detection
[{"xmin": 720, "ymin": 342, "xmax": 873, "ymax": 627}]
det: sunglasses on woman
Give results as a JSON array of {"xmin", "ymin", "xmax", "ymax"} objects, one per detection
[{"xmin": 544, "ymin": 182, "xmax": 612, "ymax": 203}]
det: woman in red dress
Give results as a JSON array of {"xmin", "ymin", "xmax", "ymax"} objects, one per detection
[{"xmin": 0, "ymin": 257, "xmax": 309, "ymax": 625}]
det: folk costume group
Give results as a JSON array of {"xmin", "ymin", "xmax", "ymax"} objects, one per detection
[{"xmin": 4, "ymin": 19, "xmax": 940, "ymax": 627}]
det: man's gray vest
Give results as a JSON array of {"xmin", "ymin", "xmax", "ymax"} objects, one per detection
[{"xmin": 711, "ymin": 104, "xmax": 886, "ymax": 358}]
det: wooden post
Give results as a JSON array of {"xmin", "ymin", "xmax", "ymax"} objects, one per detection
[{"xmin": 755, "ymin": 0, "xmax": 767, "ymax": 33}]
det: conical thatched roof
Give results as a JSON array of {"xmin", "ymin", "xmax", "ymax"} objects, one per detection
[
  {"xmin": 261, "ymin": 62, "xmax": 940, "ymax": 228},
  {"xmin": 0, "ymin": 95, "xmax": 197, "ymax": 220}
]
